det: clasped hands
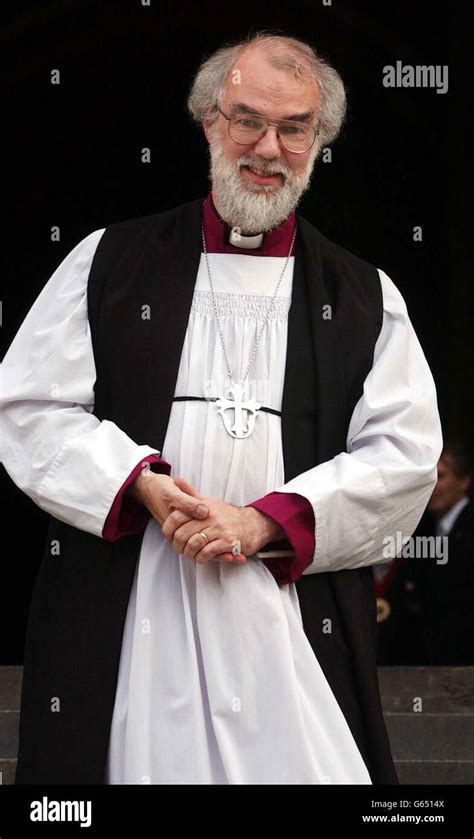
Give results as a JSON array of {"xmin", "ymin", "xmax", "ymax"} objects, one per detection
[
  {"xmin": 130, "ymin": 469, "xmax": 282, "ymax": 566},
  {"xmin": 162, "ymin": 477, "xmax": 270, "ymax": 565}
]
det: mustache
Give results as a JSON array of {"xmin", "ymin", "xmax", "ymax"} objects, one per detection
[{"xmin": 237, "ymin": 155, "xmax": 292, "ymax": 179}]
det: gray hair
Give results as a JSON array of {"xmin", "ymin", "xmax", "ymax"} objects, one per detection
[{"xmin": 187, "ymin": 31, "xmax": 347, "ymax": 148}]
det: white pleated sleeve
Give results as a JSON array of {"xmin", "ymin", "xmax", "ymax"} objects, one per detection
[
  {"xmin": 277, "ymin": 269, "xmax": 443, "ymax": 574},
  {"xmin": 0, "ymin": 230, "xmax": 162, "ymax": 537}
]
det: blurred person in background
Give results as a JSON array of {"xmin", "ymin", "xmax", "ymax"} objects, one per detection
[{"xmin": 376, "ymin": 440, "xmax": 473, "ymax": 665}]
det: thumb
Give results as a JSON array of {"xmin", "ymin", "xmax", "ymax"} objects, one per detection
[
  {"xmin": 173, "ymin": 476, "xmax": 209, "ymax": 518},
  {"xmin": 173, "ymin": 476, "xmax": 202, "ymax": 498}
]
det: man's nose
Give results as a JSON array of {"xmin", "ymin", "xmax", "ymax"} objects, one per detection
[{"xmin": 252, "ymin": 125, "xmax": 282, "ymax": 158}]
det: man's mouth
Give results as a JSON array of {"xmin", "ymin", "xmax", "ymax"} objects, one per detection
[{"xmin": 240, "ymin": 165, "xmax": 284, "ymax": 186}]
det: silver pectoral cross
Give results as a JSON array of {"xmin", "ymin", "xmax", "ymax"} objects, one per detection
[{"xmin": 215, "ymin": 382, "xmax": 262, "ymax": 438}]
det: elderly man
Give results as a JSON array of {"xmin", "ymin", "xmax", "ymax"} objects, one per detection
[{"xmin": 1, "ymin": 32, "xmax": 442, "ymax": 785}]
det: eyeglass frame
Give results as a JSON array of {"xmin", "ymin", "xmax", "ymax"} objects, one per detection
[{"xmin": 216, "ymin": 105, "xmax": 320, "ymax": 154}]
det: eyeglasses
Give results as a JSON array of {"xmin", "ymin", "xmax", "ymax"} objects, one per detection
[{"xmin": 217, "ymin": 105, "xmax": 320, "ymax": 154}]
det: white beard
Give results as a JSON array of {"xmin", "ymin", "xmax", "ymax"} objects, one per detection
[{"xmin": 208, "ymin": 130, "xmax": 319, "ymax": 234}]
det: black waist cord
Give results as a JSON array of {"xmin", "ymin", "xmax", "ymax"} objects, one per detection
[{"xmin": 172, "ymin": 396, "xmax": 281, "ymax": 417}]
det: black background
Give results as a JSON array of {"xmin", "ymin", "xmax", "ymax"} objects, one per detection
[{"xmin": 2, "ymin": 0, "xmax": 471, "ymax": 662}]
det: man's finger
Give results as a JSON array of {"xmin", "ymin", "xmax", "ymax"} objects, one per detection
[
  {"xmin": 174, "ymin": 476, "xmax": 202, "ymax": 498},
  {"xmin": 161, "ymin": 509, "xmax": 192, "ymax": 542},
  {"xmin": 216, "ymin": 553, "xmax": 247, "ymax": 564},
  {"xmin": 173, "ymin": 477, "xmax": 208, "ymax": 513},
  {"xmin": 169, "ymin": 490, "xmax": 209, "ymax": 519},
  {"xmin": 172, "ymin": 477, "xmax": 209, "ymax": 518},
  {"xmin": 194, "ymin": 539, "xmax": 247, "ymax": 565}
]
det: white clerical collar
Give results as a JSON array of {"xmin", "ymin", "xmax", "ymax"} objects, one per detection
[{"xmin": 228, "ymin": 227, "xmax": 264, "ymax": 249}]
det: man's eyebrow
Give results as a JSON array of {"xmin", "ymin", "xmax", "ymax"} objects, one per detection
[{"xmin": 230, "ymin": 102, "xmax": 315, "ymax": 122}]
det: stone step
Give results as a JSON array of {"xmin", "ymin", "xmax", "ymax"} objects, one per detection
[
  {"xmin": 395, "ymin": 760, "xmax": 474, "ymax": 785},
  {"xmin": 0, "ymin": 666, "xmax": 21, "ymax": 783},
  {"xmin": 378, "ymin": 666, "xmax": 474, "ymax": 713},
  {"xmin": 0, "ymin": 712, "xmax": 19, "ymax": 760},
  {"xmin": 1, "ymin": 667, "xmax": 473, "ymax": 785},
  {"xmin": 0, "ymin": 759, "xmax": 17, "ymax": 785},
  {"xmin": 0, "ymin": 667, "xmax": 22, "ymax": 712},
  {"xmin": 384, "ymin": 712, "xmax": 474, "ymax": 761},
  {"xmin": 3, "ymin": 758, "xmax": 474, "ymax": 785}
]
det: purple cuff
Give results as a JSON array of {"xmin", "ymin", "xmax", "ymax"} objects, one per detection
[
  {"xmin": 102, "ymin": 455, "xmax": 172, "ymax": 542},
  {"xmin": 246, "ymin": 491, "xmax": 315, "ymax": 586}
]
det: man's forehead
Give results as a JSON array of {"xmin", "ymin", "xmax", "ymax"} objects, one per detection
[
  {"xmin": 222, "ymin": 83, "xmax": 320, "ymax": 122},
  {"xmin": 227, "ymin": 100, "xmax": 316, "ymax": 123}
]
